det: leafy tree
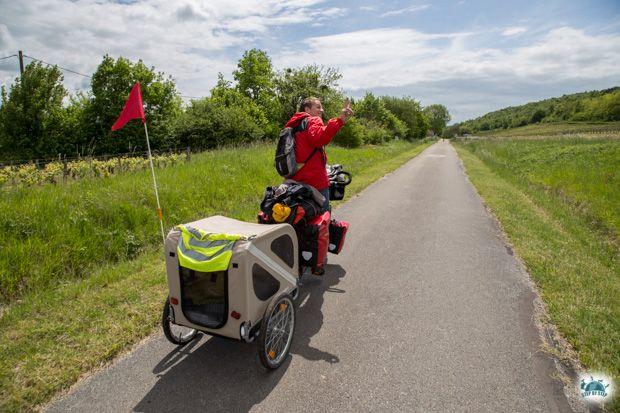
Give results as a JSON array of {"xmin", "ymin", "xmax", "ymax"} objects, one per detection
[
  {"xmin": 232, "ymin": 50, "xmax": 282, "ymax": 136},
  {"xmin": 211, "ymin": 74, "xmax": 268, "ymax": 124},
  {"xmin": 530, "ymin": 109, "xmax": 546, "ymax": 123},
  {"xmin": 361, "ymin": 120, "xmax": 391, "ymax": 144},
  {"xmin": 273, "ymin": 65, "xmax": 343, "ymax": 124},
  {"xmin": 355, "ymin": 92, "xmax": 407, "ymax": 139},
  {"xmin": 414, "ymin": 110, "xmax": 430, "ymax": 139},
  {"xmin": 57, "ymin": 93, "xmax": 91, "ymax": 156},
  {"xmin": 209, "ymin": 73, "xmax": 274, "ymax": 138},
  {"xmin": 422, "ymin": 104, "xmax": 451, "ymax": 135},
  {"xmin": 457, "ymin": 87, "xmax": 620, "ymax": 132},
  {"xmin": 332, "ymin": 117, "xmax": 364, "ymax": 148},
  {"xmin": 598, "ymin": 90, "xmax": 620, "ymax": 120},
  {"xmin": 381, "ymin": 96, "xmax": 427, "ymax": 139},
  {"xmin": 0, "ymin": 62, "xmax": 66, "ymax": 160},
  {"xmin": 84, "ymin": 55, "xmax": 181, "ymax": 155},
  {"xmin": 172, "ymin": 98, "xmax": 266, "ymax": 149},
  {"xmin": 441, "ymin": 125, "xmax": 458, "ymax": 139},
  {"xmin": 233, "ymin": 49, "xmax": 275, "ymax": 101}
]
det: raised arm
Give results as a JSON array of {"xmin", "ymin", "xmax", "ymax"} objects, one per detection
[{"xmin": 305, "ymin": 116, "xmax": 344, "ymax": 148}]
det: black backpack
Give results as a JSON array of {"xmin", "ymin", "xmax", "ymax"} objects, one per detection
[{"xmin": 275, "ymin": 117, "xmax": 320, "ymax": 178}]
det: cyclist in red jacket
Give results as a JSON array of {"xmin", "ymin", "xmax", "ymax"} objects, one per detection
[{"xmin": 284, "ymin": 97, "xmax": 353, "ymax": 211}]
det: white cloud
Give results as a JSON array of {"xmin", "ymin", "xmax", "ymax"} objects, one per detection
[
  {"xmin": 273, "ymin": 26, "xmax": 620, "ymax": 91},
  {"xmin": 1, "ymin": 0, "xmax": 618, "ymax": 123},
  {"xmin": 0, "ymin": 0, "xmax": 343, "ymax": 97},
  {"xmin": 0, "ymin": 24, "xmax": 15, "ymax": 50},
  {"xmin": 502, "ymin": 26, "xmax": 527, "ymax": 36},
  {"xmin": 380, "ymin": 4, "xmax": 430, "ymax": 18}
]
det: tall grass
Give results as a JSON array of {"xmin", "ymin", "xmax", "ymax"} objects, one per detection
[
  {"xmin": 0, "ymin": 141, "xmax": 428, "ymax": 303},
  {"xmin": 460, "ymin": 137, "xmax": 619, "ymax": 237},
  {"xmin": 476, "ymin": 121, "xmax": 620, "ymax": 137},
  {"xmin": 454, "ymin": 136, "xmax": 619, "ymax": 411}
]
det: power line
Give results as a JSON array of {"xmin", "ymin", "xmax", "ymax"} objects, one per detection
[
  {"xmin": 11, "ymin": 53, "xmax": 204, "ymax": 100},
  {"xmin": 22, "ymin": 54, "xmax": 91, "ymax": 78}
]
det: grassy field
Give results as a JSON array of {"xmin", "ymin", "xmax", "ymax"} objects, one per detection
[
  {"xmin": 453, "ymin": 135, "xmax": 619, "ymax": 411},
  {"xmin": 0, "ymin": 139, "xmax": 433, "ymax": 412},
  {"xmin": 0, "ymin": 140, "xmax": 429, "ymax": 303},
  {"xmin": 475, "ymin": 121, "xmax": 620, "ymax": 138}
]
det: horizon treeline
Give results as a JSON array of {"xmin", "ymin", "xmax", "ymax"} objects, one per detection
[
  {"xmin": 444, "ymin": 87, "xmax": 620, "ymax": 137},
  {"xmin": 0, "ymin": 49, "xmax": 450, "ymax": 162}
]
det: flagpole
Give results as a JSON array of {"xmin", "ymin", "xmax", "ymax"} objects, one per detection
[{"xmin": 143, "ymin": 122, "xmax": 166, "ymax": 245}]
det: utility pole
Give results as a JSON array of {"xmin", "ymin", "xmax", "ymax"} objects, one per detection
[{"xmin": 18, "ymin": 50, "xmax": 24, "ymax": 75}]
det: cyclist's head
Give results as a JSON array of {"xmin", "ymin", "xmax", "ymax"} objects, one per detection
[{"xmin": 300, "ymin": 97, "xmax": 323, "ymax": 117}]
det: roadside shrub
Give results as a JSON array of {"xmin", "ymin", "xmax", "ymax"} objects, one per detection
[
  {"xmin": 173, "ymin": 99, "xmax": 265, "ymax": 149},
  {"xmin": 384, "ymin": 112, "xmax": 408, "ymax": 139},
  {"xmin": 381, "ymin": 96, "xmax": 427, "ymax": 140},
  {"xmin": 362, "ymin": 120, "xmax": 391, "ymax": 144},
  {"xmin": 355, "ymin": 92, "xmax": 407, "ymax": 142},
  {"xmin": 333, "ymin": 118, "xmax": 364, "ymax": 148}
]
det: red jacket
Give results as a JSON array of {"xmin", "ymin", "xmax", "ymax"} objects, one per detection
[{"xmin": 285, "ymin": 112, "xmax": 344, "ymax": 190}]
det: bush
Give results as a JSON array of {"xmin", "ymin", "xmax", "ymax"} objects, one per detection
[
  {"xmin": 381, "ymin": 96, "xmax": 427, "ymax": 140},
  {"xmin": 361, "ymin": 120, "xmax": 391, "ymax": 144},
  {"xmin": 354, "ymin": 92, "xmax": 408, "ymax": 142},
  {"xmin": 384, "ymin": 111, "xmax": 408, "ymax": 138},
  {"xmin": 530, "ymin": 109, "xmax": 546, "ymax": 123},
  {"xmin": 172, "ymin": 99, "xmax": 265, "ymax": 149},
  {"xmin": 333, "ymin": 118, "xmax": 364, "ymax": 148}
]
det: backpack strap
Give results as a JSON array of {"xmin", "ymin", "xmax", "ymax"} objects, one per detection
[
  {"xmin": 302, "ymin": 147, "xmax": 320, "ymax": 164},
  {"xmin": 294, "ymin": 117, "xmax": 323, "ymax": 165},
  {"xmin": 292, "ymin": 117, "xmax": 308, "ymax": 134}
]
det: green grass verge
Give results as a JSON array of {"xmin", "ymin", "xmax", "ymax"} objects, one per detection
[
  {"xmin": 0, "ymin": 139, "xmax": 433, "ymax": 412},
  {"xmin": 453, "ymin": 137, "xmax": 619, "ymax": 411},
  {"xmin": 475, "ymin": 121, "xmax": 620, "ymax": 138},
  {"xmin": 0, "ymin": 140, "xmax": 429, "ymax": 303}
]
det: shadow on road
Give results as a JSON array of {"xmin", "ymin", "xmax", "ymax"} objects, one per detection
[{"xmin": 133, "ymin": 264, "xmax": 346, "ymax": 413}]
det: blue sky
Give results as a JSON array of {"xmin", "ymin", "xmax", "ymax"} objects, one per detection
[{"xmin": 1, "ymin": 0, "xmax": 619, "ymax": 122}]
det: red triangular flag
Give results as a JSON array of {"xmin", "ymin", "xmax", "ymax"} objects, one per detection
[{"xmin": 111, "ymin": 82, "xmax": 145, "ymax": 131}]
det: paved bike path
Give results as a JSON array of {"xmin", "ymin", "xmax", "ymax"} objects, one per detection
[{"xmin": 46, "ymin": 141, "xmax": 572, "ymax": 412}]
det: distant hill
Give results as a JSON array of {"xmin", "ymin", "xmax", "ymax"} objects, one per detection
[{"xmin": 451, "ymin": 87, "xmax": 620, "ymax": 135}]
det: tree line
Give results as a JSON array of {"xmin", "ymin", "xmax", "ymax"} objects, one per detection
[
  {"xmin": 0, "ymin": 49, "xmax": 451, "ymax": 162},
  {"xmin": 445, "ymin": 87, "xmax": 620, "ymax": 137}
]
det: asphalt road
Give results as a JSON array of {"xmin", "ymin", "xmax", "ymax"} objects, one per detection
[{"xmin": 46, "ymin": 141, "xmax": 573, "ymax": 412}]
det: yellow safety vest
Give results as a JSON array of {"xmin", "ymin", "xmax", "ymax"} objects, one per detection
[{"xmin": 177, "ymin": 225, "xmax": 244, "ymax": 272}]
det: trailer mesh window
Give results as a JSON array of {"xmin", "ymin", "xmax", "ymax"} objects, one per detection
[
  {"xmin": 252, "ymin": 264, "xmax": 280, "ymax": 301},
  {"xmin": 271, "ymin": 234, "xmax": 294, "ymax": 268},
  {"xmin": 179, "ymin": 266, "xmax": 227, "ymax": 329}
]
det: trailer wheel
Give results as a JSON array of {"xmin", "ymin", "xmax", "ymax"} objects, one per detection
[
  {"xmin": 162, "ymin": 298, "xmax": 198, "ymax": 345},
  {"xmin": 258, "ymin": 293, "xmax": 296, "ymax": 370}
]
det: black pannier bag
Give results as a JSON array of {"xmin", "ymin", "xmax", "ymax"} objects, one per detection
[
  {"xmin": 327, "ymin": 164, "xmax": 352, "ymax": 201},
  {"xmin": 296, "ymin": 224, "xmax": 319, "ymax": 268},
  {"xmin": 329, "ymin": 184, "xmax": 346, "ymax": 201}
]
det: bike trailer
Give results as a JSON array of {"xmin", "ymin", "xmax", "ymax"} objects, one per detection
[{"xmin": 164, "ymin": 215, "xmax": 298, "ymax": 343}]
